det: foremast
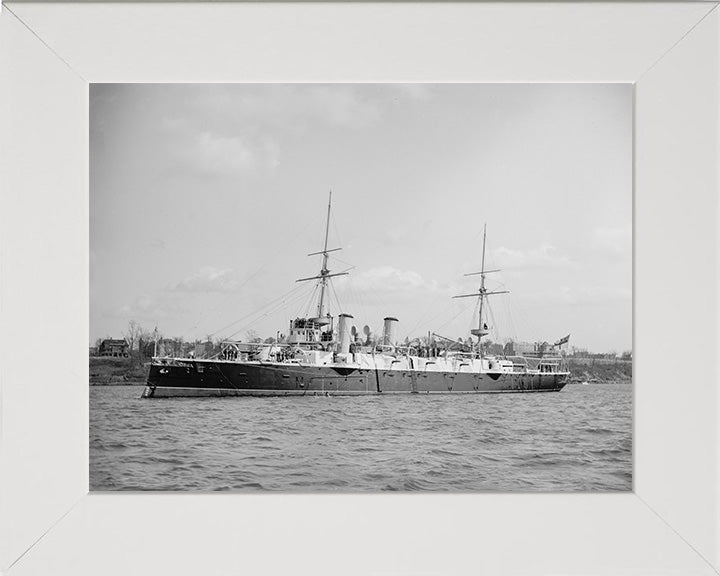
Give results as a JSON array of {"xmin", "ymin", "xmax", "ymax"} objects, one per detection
[
  {"xmin": 453, "ymin": 224, "xmax": 509, "ymax": 358},
  {"xmin": 291, "ymin": 191, "xmax": 349, "ymax": 346},
  {"xmin": 317, "ymin": 190, "xmax": 333, "ymax": 318}
]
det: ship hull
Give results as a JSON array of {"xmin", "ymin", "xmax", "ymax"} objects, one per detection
[{"xmin": 142, "ymin": 359, "xmax": 568, "ymax": 398}]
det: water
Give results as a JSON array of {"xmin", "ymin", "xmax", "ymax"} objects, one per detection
[{"xmin": 90, "ymin": 382, "xmax": 632, "ymax": 492}]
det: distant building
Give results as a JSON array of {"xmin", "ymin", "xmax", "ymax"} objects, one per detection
[
  {"xmin": 157, "ymin": 338, "xmax": 191, "ymax": 358},
  {"xmin": 514, "ymin": 341, "xmax": 538, "ymax": 355},
  {"xmin": 487, "ymin": 343, "xmax": 505, "ymax": 355},
  {"xmin": 156, "ymin": 338, "xmax": 175, "ymax": 357},
  {"xmin": 194, "ymin": 340, "xmax": 217, "ymax": 358},
  {"xmin": 98, "ymin": 338, "xmax": 129, "ymax": 358},
  {"xmin": 511, "ymin": 341, "xmax": 564, "ymax": 357}
]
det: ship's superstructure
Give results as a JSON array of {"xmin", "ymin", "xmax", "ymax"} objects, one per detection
[{"xmin": 143, "ymin": 193, "xmax": 570, "ymax": 398}]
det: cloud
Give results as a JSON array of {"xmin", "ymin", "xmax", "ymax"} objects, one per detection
[
  {"xmin": 520, "ymin": 285, "xmax": 631, "ymax": 307},
  {"xmin": 344, "ymin": 266, "xmax": 439, "ymax": 293},
  {"xmin": 111, "ymin": 265, "xmax": 238, "ymax": 329},
  {"xmin": 157, "ymin": 85, "xmax": 398, "ymax": 177},
  {"xmin": 170, "ymin": 266, "xmax": 238, "ymax": 293},
  {"xmin": 113, "ymin": 265, "xmax": 237, "ymax": 323},
  {"xmin": 196, "ymin": 132, "xmax": 254, "ymax": 173},
  {"xmin": 114, "ymin": 293, "xmax": 188, "ymax": 321},
  {"xmin": 494, "ymin": 244, "xmax": 574, "ymax": 269},
  {"xmin": 161, "ymin": 111, "xmax": 281, "ymax": 176},
  {"xmin": 593, "ymin": 226, "xmax": 631, "ymax": 254},
  {"xmin": 178, "ymin": 85, "xmax": 381, "ymax": 132},
  {"xmin": 305, "ymin": 86, "xmax": 380, "ymax": 128},
  {"xmin": 181, "ymin": 131, "xmax": 280, "ymax": 176}
]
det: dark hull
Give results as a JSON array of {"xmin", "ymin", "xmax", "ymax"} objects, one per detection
[{"xmin": 142, "ymin": 359, "xmax": 568, "ymax": 398}]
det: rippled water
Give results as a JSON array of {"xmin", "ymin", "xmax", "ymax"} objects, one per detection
[{"xmin": 90, "ymin": 382, "xmax": 632, "ymax": 492}]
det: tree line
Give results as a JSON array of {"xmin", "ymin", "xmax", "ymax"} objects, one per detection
[{"xmin": 93, "ymin": 321, "xmax": 631, "ymax": 360}]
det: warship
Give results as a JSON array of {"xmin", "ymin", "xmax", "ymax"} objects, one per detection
[{"xmin": 143, "ymin": 193, "xmax": 570, "ymax": 398}]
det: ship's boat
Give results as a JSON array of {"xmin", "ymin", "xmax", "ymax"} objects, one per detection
[{"xmin": 143, "ymin": 193, "xmax": 570, "ymax": 398}]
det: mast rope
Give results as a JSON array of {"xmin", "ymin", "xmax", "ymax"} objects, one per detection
[
  {"xmin": 339, "ymin": 274, "xmax": 371, "ymax": 333},
  {"xmin": 329, "ymin": 279, "xmax": 344, "ymax": 316},
  {"xmin": 404, "ymin": 298, "xmax": 456, "ymax": 340},
  {"xmin": 222, "ymin": 284, "xmax": 312, "ymax": 340},
  {"xmin": 486, "ymin": 301, "xmax": 499, "ymax": 342},
  {"xmin": 432, "ymin": 298, "xmax": 476, "ymax": 334},
  {"xmin": 302, "ymin": 283, "xmax": 320, "ymax": 318},
  {"xmin": 223, "ymin": 282, "xmax": 317, "ymax": 341},
  {"xmin": 467, "ymin": 298, "xmax": 481, "ymax": 340},
  {"xmin": 208, "ymin": 282, "xmax": 308, "ymax": 339},
  {"xmin": 186, "ymin": 201, "xmax": 327, "ymax": 340}
]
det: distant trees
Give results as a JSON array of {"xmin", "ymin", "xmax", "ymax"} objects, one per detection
[
  {"xmin": 246, "ymin": 329, "xmax": 262, "ymax": 343},
  {"xmin": 119, "ymin": 321, "xmax": 161, "ymax": 360},
  {"xmin": 567, "ymin": 347, "xmax": 632, "ymax": 361},
  {"xmin": 100, "ymin": 321, "xmax": 632, "ymax": 361},
  {"xmin": 138, "ymin": 327, "xmax": 159, "ymax": 359},
  {"xmin": 94, "ymin": 322, "xmax": 224, "ymax": 360},
  {"xmin": 123, "ymin": 320, "xmax": 142, "ymax": 356},
  {"xmin": 171, "ymin": 337, "xmax": 184, "ymax": 356}
]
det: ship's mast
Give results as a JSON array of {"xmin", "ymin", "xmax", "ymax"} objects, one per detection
[
  {"xmin": 295, "ymin": 191, "xmax": 348, "ymax": 322},
  {"xmin": 478, "ymin": 224, "xmax": 487, "ymax": 336},
  {"xmin": 317, "ymin": 190, "xmax": 333, "ymax": 318},
  {"xmin": 453, "ymin": 224, "xmax": 509, "ymax": 357}
]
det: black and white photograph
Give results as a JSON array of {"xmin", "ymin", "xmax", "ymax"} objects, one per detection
[{"xmin": 90, "ymin": 83, "xmax": 631, "ymax": 492}]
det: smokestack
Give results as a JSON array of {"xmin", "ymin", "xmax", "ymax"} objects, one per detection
[
  {"xmin": 337, "ymin": 313, "xmax": 354, "ymax": 354},
  {"xmin": 382, "ymin": 317, "xmax": 398, "ymax": 347}
]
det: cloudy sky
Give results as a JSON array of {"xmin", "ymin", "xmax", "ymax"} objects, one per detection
[{"xmin": 90, "ymin": 84, "xmax": 631, "ymax": 352}]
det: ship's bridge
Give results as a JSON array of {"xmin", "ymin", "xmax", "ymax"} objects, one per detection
[{"xmin": 287, "ymin": 316, "xmax": 334, "ymax": 346}]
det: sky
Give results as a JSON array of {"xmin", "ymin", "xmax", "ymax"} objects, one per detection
[{"xmin": 90, "ymin": 83, "xmax": 632, "ymax": 353}]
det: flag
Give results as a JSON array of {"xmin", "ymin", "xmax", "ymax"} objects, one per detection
[{"xmin": 555, "ymin": 334, "xmax": 570, "ymax": 346}]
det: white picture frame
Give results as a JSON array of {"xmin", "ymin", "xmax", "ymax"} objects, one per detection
[{"xmin": 1, "ymin": 2, "xmax": 718, "ymax": 574}]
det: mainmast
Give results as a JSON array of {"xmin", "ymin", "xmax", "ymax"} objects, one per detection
[
  {"xmin": 478, "ymin": 224, "xmax": 488, "ymax": 336},
  {"xmin": 296, "ymin": 190, "xmax": 348, "ymax": 322},
  {"xmin": 453, "ymin": 224, "xmax": 509, "ymax": 356}
]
